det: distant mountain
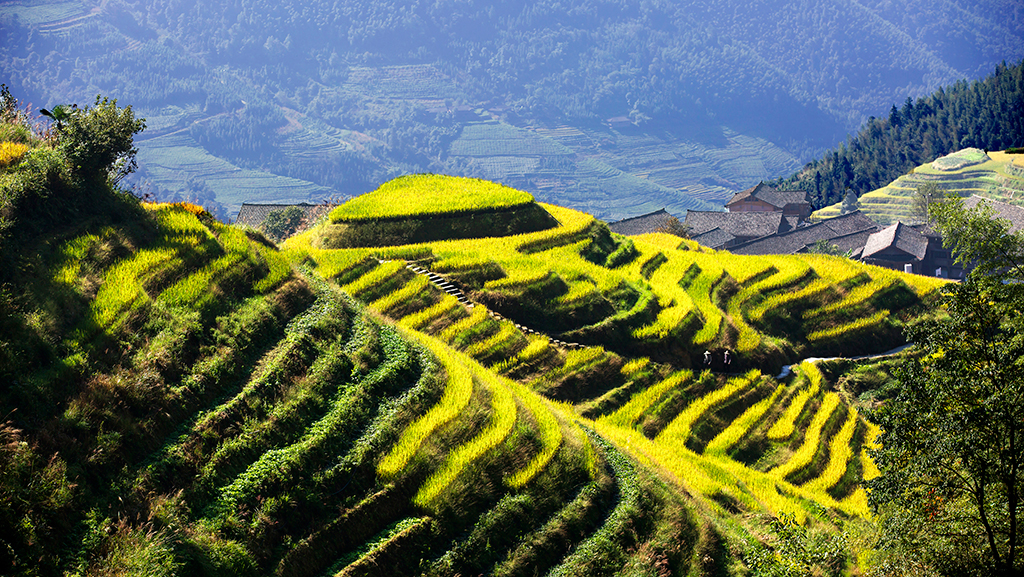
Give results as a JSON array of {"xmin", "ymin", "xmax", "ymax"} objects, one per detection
[{"xmin": 2, "ymin": 0, "xmax": 1021, "ymax": 218}]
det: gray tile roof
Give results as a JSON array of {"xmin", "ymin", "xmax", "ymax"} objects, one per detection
[
  {"xmin": 728, "ymin": 211, "xmax": 879, "ymax": 255},
  {"xmin": 608, "ymin": 209, "xmax": 677, "ymax": 236},
  {"xmin": 691, "ymin": 227, "xmax": 737, "ymax": 250},
  {"xmin": 726, "ymin": 182, "xmax": 809, "ymax": 210},
  {"xmin": 862, "ymin": 222, "xmax": 929, "ymax": 261},
  {"xmin": 684, "ymin": 210, "xmax": 786, "ymax": 239},
  {"xmin": 963, "ymin": 195, "xmax": 1024, "ymax": 234}
]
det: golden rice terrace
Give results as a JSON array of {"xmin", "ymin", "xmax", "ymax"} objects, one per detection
[{"xmin": 2, "ymin": 166, "xmax": 946, "ymax": 575}]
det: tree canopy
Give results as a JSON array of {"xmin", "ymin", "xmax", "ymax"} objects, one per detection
[{"xmin": 869, "ymin": 197, "xmax": 1024, "ymax": 575}]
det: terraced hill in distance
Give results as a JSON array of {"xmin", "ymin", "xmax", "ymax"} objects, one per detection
[{"xmin": 813, "ymin": 148, "xmax": 1024, "ymax": 225}]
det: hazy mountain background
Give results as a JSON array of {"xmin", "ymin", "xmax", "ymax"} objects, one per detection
[{"xmin": 1, "ymin": 0, "xmax": 1022, "ymax": 220}]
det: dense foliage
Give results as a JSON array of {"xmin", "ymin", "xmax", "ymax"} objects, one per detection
[
  {"xmin": 775, "ymin": 60, "xmax": 1024, "ymax": 208},
  {"xmin": 869, "ymin": 198, "xmax": 1024, "ymax": 575}
]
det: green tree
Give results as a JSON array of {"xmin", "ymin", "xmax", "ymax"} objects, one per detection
[
  {"xmin": 912, "ymin": 182, "xmax": 946, "ymax": 223},
  {"xmin": 868, "ymin": 197, "xmax": 1024, "ymax": 576},
  {"xmin": 58, "ymin": 96, "xmax": 145, "ymax": 183},
  {"xmin": 655, "ymin": 215, "xmax": 691, "ymax": 239},
  {"xmin": 805, "ymin": 239, "xmax": 852, "ymax": 257},
  {"xmin": 839, "ymin": 188, "xmax": 859, "ymax": 215},
  {"xmin": 261, "ymin": 205, "xmax": 306, "ymax": 241},
  {"xmin": 745, "ymin": 514, "xmax": 848, "ymax": 577}
]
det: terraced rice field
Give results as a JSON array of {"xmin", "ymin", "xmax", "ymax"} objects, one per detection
[
  {"xmin": 268, "ymin": 180, "xmax": 947, "ymax": 569},
  {"xmin": 814, "ymin": 149, "xmax": 1024, "ymax": 224},
  {"xmin": 32, "ymin": 176, "xmax": 945, "ymax": 574},
  {"xmin": 135, "ymin": 133, "xmax": 330, "ymax": 212}
]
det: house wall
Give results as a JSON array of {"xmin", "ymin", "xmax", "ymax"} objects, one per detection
[{"xmin": 782, "ymin": 203, "xmax": 812, "ymax": 219}]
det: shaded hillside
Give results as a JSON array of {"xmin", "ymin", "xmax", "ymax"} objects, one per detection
[{"xmin": 1, "ymin": 0, "xmax": 1021, "ymax": 217}]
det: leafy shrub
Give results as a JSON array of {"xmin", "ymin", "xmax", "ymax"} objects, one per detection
[
  {"xmin": 261, "ymin": 206, "xmax": 306, "ymax": 241},
  {"xmin": 58, "ymin": 96, "xmax": 145, "ymax": 182}
]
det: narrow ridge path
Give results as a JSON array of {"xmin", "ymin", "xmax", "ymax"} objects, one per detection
[{"xmin": 400, "ymin": 261, "xmax": 585, "ymax": 349}]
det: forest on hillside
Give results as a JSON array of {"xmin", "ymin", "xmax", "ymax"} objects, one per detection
[
  {"xmin": 1, "ymin": 0, "xmax": 1022, "ymax": 218},
  {"xmin": 774, "ymin": 60, "xmax": 1024, "ymax": 208}
]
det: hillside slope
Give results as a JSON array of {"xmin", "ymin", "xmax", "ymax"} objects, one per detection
[{"xmin": 2, "ymin": 104, "xmax": 944, "ymax": 575}]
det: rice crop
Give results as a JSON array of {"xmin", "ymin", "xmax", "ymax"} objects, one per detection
[
  {"xmin": 378, "ymin": 332, "xmax": 475, "ymax": 478},
  {"xmin": 769, "ymin": 392, "xmax": 842, "ymax": 481},
  {"xmin": 803, "ymin": 409, "xmax": 859, "ymax": 493},
  {"xmin": 399, "ymin": 294, "xmax": 465, "ymax": 330},
  {"xmin": 251, "ymin": 242, "xmax": 293, "ymax": 293},
  {"xmin": 330, "ymin": 174, "xmax": 533, "ymax": 222},
  {"xmin": 413, "ymin": 367, "xmax": 518, "ymax": 507},
  {"xmin": 656, "ymin": 370, "xmax": 761, "ymax": 444},
  {"xmin": 767, "ymin": 362, "xmax": 823, "ymax": 440},
  {"xmin": 341, "ymin": 260, "xmax": 406, "ymax": 298},
  {"xmin": 502, "ymin": 373, "xmax": 563, "ymax": 488},
  {"xmin": 368, "ymin": 274, "xmax": 431, "ymax": 316},
  {"xmin": 806, "ymin": 309, "xmax": 890, "ymax": 342},
  {"xmin": 599, "ymin": 371, "xmax": 691, "ymax": 429},
  {"xmin": 704, "ymin": 385, "xmax": 786, "ymax": 456},
  {"xmin": 463, "ymin": 320, "xmax": 526, "ymax": 361},
  {"xmin": 439, "ymin": 305, "xmax": 490, "ymax": 344}
]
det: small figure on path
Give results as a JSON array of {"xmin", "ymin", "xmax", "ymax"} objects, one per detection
[
  {"xmin": 723, "ymin": 349, "xmax": 732, "ymax": 369},
  {"xmin": 703, "ymin": 350, "xmax": 712, "ymax": 368}
]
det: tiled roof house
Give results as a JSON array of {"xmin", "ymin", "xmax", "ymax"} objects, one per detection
[
  {"xmin": 964, "ymin": 195, "xmax": 1024, "ymax": 233},
  {"xmin": 729, "ymin": 211, "xmax": 879, "ymax": 256},
  {"xmin": 608, "ymin": 209, "xmax": 678, "ymax": 236},
  {"xmin": 683, "ymin": 210, "xmax": 793, "ymax": 249},
  {"xmin": 235, "ymin": 202, "xmax": 324, "ymax": 228},
  {"xmin": 725, "ymin": 183, "xmax": 812, "ymax": 219}
]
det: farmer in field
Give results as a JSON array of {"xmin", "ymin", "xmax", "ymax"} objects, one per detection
[
  {"xmin": 703, "ymin": 350, "xmax": 712, "ymax": 368},
  {"xmin": 723, "ymin": 349, "xmax": 732, "ymax": 369}
]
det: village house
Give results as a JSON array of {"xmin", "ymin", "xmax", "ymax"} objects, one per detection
[{"xmin": 725, "ymin": 182, "xmax": 813, "ymax": 220}]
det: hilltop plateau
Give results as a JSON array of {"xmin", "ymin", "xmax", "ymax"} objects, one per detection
[{"xmin": 0, "ymin": 94, "xmax": 955, "ymax": 575}]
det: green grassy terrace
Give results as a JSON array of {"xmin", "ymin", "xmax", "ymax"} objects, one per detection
[{"xmin": 330, "ymin": 174, "xmax": 535, "ymax": 222}]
